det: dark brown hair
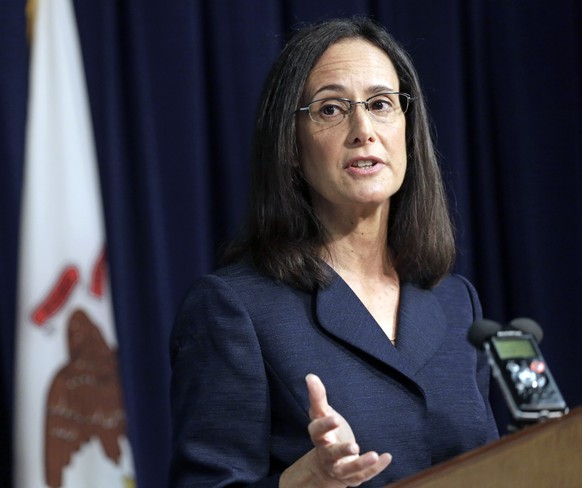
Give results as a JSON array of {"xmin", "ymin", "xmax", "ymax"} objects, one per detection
[{"xmin": 222, "ymin": 17, "xmax": 455, "ymax": 290}]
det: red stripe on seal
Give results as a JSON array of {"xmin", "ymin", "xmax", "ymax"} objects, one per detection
[
  {"xmin": 31, "ymin": 266, "xmax": 79, "ymax": 325},
  {"xmin": 90, "ymin": 248, "xmax": 106, "ymax": 297}
]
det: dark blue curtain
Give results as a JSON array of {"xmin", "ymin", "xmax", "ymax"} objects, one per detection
[{"xmin": 1, "ymin": 1, "xmax": 581, "ymax": 487}]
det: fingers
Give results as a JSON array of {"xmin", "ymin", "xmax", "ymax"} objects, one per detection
[
  {"xmin": 306, "ymin": 373, "xmax": 330, "ymax": 419},
  {"xmin": 314, "ymin": 447, "xmax": 392, "ymax": 487},
  {"xmin": 333, "ymin": 452, "xmax": 392, "ymax": 485},
  {"xmin": 303, "ymin": 374, "xmax": 393, "ymax": 486},
  {"xmin": 308, "ymin": 413, "xmax": 341, "ymax": 444},
  {"xmin": 314, "ymin": 437, "xmax": 359, "ymax": 464}
]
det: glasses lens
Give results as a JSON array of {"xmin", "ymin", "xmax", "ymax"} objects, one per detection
[
  {"xmin": 309, "ymin": 99, "xmax": 351, "ymax": 124},
  {"xmin": 366, "ymin": 94, "xmax": 401, "ymax": 122}
]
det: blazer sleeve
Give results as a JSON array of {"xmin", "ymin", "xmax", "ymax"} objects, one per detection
[
  {"xmin": 457, "ymin": 274, "xmax": 500, "ymax": 442},
  {"xmin": 168, "ymin": 274, "xmax": 281, "ymax": 487}
]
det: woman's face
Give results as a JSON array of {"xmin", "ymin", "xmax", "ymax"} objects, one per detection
[{"xmin": 296, "ymin": 38, "xmax": 407, "ymax": 217}]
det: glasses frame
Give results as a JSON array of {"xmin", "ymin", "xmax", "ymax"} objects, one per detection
[{"xmin": 296, "ymin": 92, "xmax": 415, "ymax": 125}]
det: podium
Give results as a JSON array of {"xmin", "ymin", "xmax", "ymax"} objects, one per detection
[{"xmin": 388, "ymin": 407, "xmax": 582, "ymax": 487}]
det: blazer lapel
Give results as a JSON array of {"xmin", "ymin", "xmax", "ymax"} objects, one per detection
[
  {"xmin": 396, "ymin": 283, "xmax": 449, "ymax": 373},
  {"xmin": 314, "ymin": 272, "xmax": 449, "ymax": 381}
]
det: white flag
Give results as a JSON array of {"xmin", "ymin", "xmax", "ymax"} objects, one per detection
[{"xmin": 14, "ymin": 0, "xmax": 136, "ymax": 487}]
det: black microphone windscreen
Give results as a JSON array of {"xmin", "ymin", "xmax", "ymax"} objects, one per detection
[
  {"xmin": 509, "ymin": 317, "xmax": 543, "ymax": 343},
  {"xmin": 467, "ymin": 319, "xmax": 503, "ymax": 349}
]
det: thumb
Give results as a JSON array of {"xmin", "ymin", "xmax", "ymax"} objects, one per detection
[{"xmin": 306, "ymin": 374, "xmax": 331, "ymax": 419}]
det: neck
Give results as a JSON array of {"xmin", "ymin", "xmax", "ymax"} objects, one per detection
[{"xmin": 317, "ymin": 202, "xmax": 393, "ymax": 280}]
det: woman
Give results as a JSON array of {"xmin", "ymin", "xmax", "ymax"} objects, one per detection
[{"xmin": 169, "ymin": 17, "xmax": 498, "ymax": 487}]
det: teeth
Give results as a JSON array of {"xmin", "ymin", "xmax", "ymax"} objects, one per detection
[{"xmin": 352, "ymin": 160, "xmax": 376, "ymax": 168}]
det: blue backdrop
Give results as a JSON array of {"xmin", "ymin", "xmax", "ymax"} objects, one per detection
[{"xmin": 1, "ymin": 1, "xmax": 581, "ymax": 487}]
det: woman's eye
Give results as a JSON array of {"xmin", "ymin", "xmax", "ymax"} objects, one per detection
[
  {"xmin": 320, "ymin": 104, "xmax": 343, "ymax": 117},
  {"xmin": 370, "ymin": 99, "xmax": 393, "ymax": 112}
]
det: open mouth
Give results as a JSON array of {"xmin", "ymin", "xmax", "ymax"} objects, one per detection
[{"xmin": 350, "ymin": 159, "xmax": 378, "ymax": 168}]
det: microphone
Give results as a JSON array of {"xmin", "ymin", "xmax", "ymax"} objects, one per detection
[
  {"xmin": 467, "ymin": 319, "xmax": 502, "ymax": 349},
  {"xmin": 508, "ymin": 317, "xmax": 543, "ymax": 343},
  {"xmin": 468, "ymin": 318, "xmax": 568, "ymax": 425}
]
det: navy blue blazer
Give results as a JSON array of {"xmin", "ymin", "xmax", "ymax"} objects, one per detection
[{"xmin": 169, "ymin": 261, "xmax": 499, "ymax": 487}]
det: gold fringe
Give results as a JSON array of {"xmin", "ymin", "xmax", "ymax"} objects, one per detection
[{"xmin": 26, "ymin": 0, "xmax": 38, "ymax": 43}]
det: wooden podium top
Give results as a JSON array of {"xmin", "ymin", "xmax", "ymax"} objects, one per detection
[{"xmin": 388, "ymin": 407, "xmax": 582, "ymax": 487}]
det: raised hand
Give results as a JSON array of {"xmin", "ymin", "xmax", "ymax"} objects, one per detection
[{"xmin": 280, "ymin": 374, "xmax": 392, "ymax": 487}]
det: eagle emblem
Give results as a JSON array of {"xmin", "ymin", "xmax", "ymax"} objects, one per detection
[{"xmin": 44, "ymin": 309, "xmax": 127, "ymax": 487}]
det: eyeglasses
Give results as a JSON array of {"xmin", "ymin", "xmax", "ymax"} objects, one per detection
[{"xmin": 296, "ymin": 92, "xmax": 414, "ymax": 126}]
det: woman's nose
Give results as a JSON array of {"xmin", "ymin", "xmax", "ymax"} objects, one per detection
[{"xmin": 347, "ymin": 103, "xmax": 376, "ymax": 144}]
